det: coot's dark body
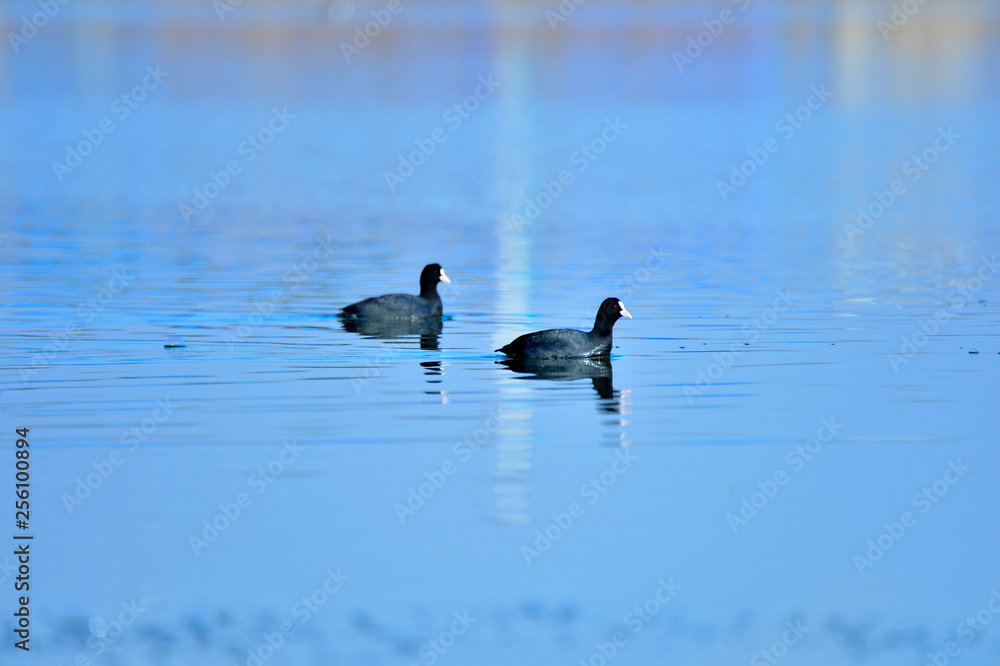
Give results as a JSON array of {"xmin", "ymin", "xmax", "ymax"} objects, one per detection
[
  {"xmin": 339, "ymin": 264, "xmax": 450, "ymax": 320},
  {"xmin": 340, "ymin": 293, "xmax": 442, "ymax": 319},
  {"xmin": 496, "ymin": 298, "xmax": 632, "ymax": 359},
  {"xmin": 497, "ymin": 328, "xmax": 610, "ymax": 359}
]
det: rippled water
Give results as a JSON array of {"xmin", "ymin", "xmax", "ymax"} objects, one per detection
[{"xmin": 2, "ymin": 1, "xmax": 1000, "ymax": 664}]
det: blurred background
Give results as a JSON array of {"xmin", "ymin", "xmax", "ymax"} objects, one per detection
[{"xmin": 1, "ymin": 1, "xmax": 999, "ymax": 664}]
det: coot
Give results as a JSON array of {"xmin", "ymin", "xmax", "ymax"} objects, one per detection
[
  {"xmin": 339, "ymin": 263, "xmax": 451, "ymax": 319},
  {"xmin": 495, "ymin": 298, "xmax": 632, "ymax": 359}
]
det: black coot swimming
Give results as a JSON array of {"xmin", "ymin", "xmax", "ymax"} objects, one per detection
[
  {"xmin": 495, "ymin": 298, "xmax": 632, "ymax": 359},
  {"xmin": 339, "ymin": 263, "xmax": 451, "ymax": 319}
]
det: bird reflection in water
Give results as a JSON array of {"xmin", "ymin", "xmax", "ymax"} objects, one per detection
[
  {"xmin": 339, "ymin": 317, "xmax": 442, "ymax": 350},
  {"xmin": 420, "ymin": 360, "xmax": 448, "ymax": 402},
  {"xmin": 421, "ymin": 361, "xmax": 444, "ymax": 382},
  {"xmin": 498, "ymin": 358, "xmax": 631, "ymax": 421},
  {"xmin": 340, "ymin": 318, "xmax": 448, "ymax": 401}
]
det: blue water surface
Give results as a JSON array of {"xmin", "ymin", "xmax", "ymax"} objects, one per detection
[{"xmin": 1, "ymin": 1, "xmax": 999, "ymax": 664}]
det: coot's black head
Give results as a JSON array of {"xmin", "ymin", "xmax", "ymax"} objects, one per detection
[
  {"xmin": 593, "ymin": 297, "xmax": 632, "ymax": 336},
  {"xmin": 419, "ymin": 263, "xmax": 451, "ymax": 297}
]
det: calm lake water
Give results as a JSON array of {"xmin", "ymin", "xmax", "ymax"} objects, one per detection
[{"xmin": 2, "ymin": 1, "xmax": 999, "ymax": 664}]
